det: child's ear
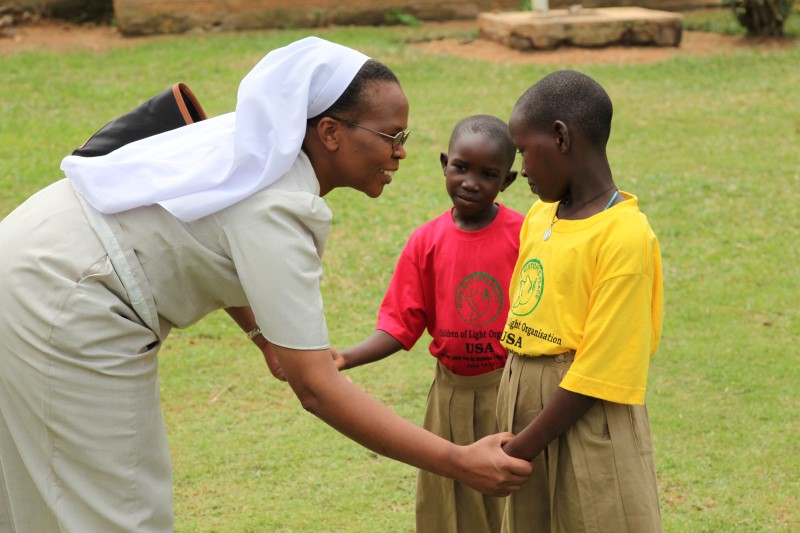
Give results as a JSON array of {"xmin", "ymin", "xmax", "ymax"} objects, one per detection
[
  {"xmin": 553, "ymin": 120, "xmax": 570, "ymax": 153},
  {"xmin": 439, "ymin": 152, "xmax": 448, "ymax": 174},
  {"xmin": 500, "ymin": 170, "xmax": 518, "ymax": 192}
]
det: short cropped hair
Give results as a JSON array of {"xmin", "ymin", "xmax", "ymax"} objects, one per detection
[
  {"xmin": 309, "ymin": 60, "xmax": 399, "ymax": 125},
  {"xmin": 514, "ymin": 70, "xmax": 613, "ymax": 148},
  {"xmin": 449, "ymin": 115, "xmax": 516, "ymax": 170}
]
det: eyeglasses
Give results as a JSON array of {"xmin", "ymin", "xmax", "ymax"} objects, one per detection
[{"xmin": 330, "ymin": 116, "xmax": 410, "ymax": 151}]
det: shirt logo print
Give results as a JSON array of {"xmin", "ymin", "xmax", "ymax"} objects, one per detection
[
  {"xmin": 454, "ymin": 272, "xmax": 503, "ymax": 326},
  {"xmin": 511, "ymin": 259, "xmax": 544, "ymax": 316}
]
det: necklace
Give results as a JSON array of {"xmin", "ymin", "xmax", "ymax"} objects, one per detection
[{"xmin": 543, "ymin": 187, "xmax": 619, "ymax": 241}]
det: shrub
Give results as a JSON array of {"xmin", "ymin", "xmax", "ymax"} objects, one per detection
[{"xmin": 727, "ymin": 0, "xmax": 795, "ymax": 36}]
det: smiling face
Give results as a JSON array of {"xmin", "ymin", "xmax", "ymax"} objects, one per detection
[
  {"xmin": 333, "ymin": 81, "xmax": 409, "ymax": 198},
  {"xmin": 508, "ymin": 108, "xmax": 567, "ymax": 204},
  {"xmin": 443, "ymin": 132, "xmax": 515, "ymax": 226}
]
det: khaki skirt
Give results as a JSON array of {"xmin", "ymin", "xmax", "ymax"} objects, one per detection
[
  {"xmin": 497, "ymin": 353, "xmax": 662, "ymax": 533},
  {"xmin": 416, "ymin": 362, "xmax": 506, "ymax": 533}
]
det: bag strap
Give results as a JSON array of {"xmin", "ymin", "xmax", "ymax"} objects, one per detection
[
  {"xmin": 171, "ymin": 82, "xmax": 206, "ymax": 125},
  {"xmin": 72, "ymin": 82, "xmax": 208, "ymax": 158}
]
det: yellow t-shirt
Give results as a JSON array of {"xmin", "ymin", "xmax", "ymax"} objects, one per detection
[{"xmin": 501, "ymin": 191, "xmax": 663, "ymax": 404}]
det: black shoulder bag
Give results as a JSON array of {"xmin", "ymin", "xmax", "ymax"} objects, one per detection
[{"xmin": 72, "ymin": 82, "xmax": 207, "ymax": 157}]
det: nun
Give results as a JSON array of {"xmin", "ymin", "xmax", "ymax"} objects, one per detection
[{"xmin": 0, "ymin": 37, "xmax": 531, "ymax": 532}]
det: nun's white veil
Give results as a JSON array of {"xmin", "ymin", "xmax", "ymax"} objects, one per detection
[{"xmin": 62, "ymin": 37, "xmax": 369, "ymax": 221}]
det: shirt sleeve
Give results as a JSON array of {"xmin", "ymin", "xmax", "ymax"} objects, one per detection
[
  {"xmin": 376, "ymin": 240, "xmax": 428, "ymax": 350},
  {"xmin": 560, "ymin": 225, "xmax": 662, "ymax": 405},
  {"xmin": 560, "ymin": 273, "xmax": 655, "ymax": 404},
  {"xmin": 223, "ymin": 190, "xmax": 331, "ymax": 350}
]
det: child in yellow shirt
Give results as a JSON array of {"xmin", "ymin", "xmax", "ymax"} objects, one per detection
[{"xmin": 498, "ymin": 70, "xmax": 664, "ymax": 532}]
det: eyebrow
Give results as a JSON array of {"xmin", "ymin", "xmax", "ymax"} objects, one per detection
[{"xmin": 451, "ymin": 159, "xmax": 504, "ymax": 172}]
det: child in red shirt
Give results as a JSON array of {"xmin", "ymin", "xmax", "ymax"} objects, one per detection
[{"xmin": 333, "ymin": 115, "xmax": 523, "ymax": 533}]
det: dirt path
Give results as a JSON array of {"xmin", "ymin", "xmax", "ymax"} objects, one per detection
[
  {"xmin": 1, "ymin": 18, "xmax": 796, "ymax": 63},
  {"xmin": 0, "ymin": 20, "xmax": 159, "ymax": 54}
]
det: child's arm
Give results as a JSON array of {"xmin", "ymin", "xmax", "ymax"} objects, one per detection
[
  {"xmin": 501, "ymin": 387, "xmax": 596, "ymax": 461},
  {"xmin": 333, "ymin": 330, "xmax": 404, "ymax": 371}
]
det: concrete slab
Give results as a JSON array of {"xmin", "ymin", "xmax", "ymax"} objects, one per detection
[{"xmin": 478, "ymin": 7, "xmax": 684, "ymax": 50}]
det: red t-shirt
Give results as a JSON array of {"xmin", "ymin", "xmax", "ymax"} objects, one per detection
[{"xmin": 377, "ymin": 204, "xmax": 524, "ymax": 376}]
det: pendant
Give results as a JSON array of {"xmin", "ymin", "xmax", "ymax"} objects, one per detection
[{"xmin": 543, "ymin": 227, "xmax": 552, "ymax": 241}]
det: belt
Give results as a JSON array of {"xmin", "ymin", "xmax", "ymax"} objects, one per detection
[
  {"xmin": 509, "ymin": 350, "xmax": 576, "ymax": 362},
  {"xmin": 549, "ymin": 350, "xmax": 576, "ymax": 363}
]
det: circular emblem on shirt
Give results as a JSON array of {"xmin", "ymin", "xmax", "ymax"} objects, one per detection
[
  {"xmin": 455, "ymin": 272, "xmax": 504, "ymax": 326},
  {"xmin": 511, "ymin": 259, "xmax": 544, "ymax": 316}
]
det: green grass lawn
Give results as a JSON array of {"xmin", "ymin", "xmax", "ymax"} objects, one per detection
[{"xmin": 1, "ymin": 11, "xmax": 798, "ymax": 531}]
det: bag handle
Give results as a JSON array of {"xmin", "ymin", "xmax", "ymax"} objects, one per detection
[{"xmin": 72, "ymin": 82, "xmax": 208, "ymax": 158}]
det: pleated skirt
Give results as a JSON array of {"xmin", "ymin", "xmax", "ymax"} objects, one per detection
[
  {"xmin": 496, "ymin": 353, "xmax": 662, "ymax": 533},
  {"xmin": 416, "ymin": 362, "xmax": 506, "ymax": 533}
]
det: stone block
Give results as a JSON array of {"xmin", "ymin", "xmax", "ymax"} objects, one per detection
[
  {"xmin": 111, "ymin": 0, "xmax": 520, "ymax": 36},
  {"xmin": 479, "ymin": 7, "xmax": 684, "ymax": 50}
]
